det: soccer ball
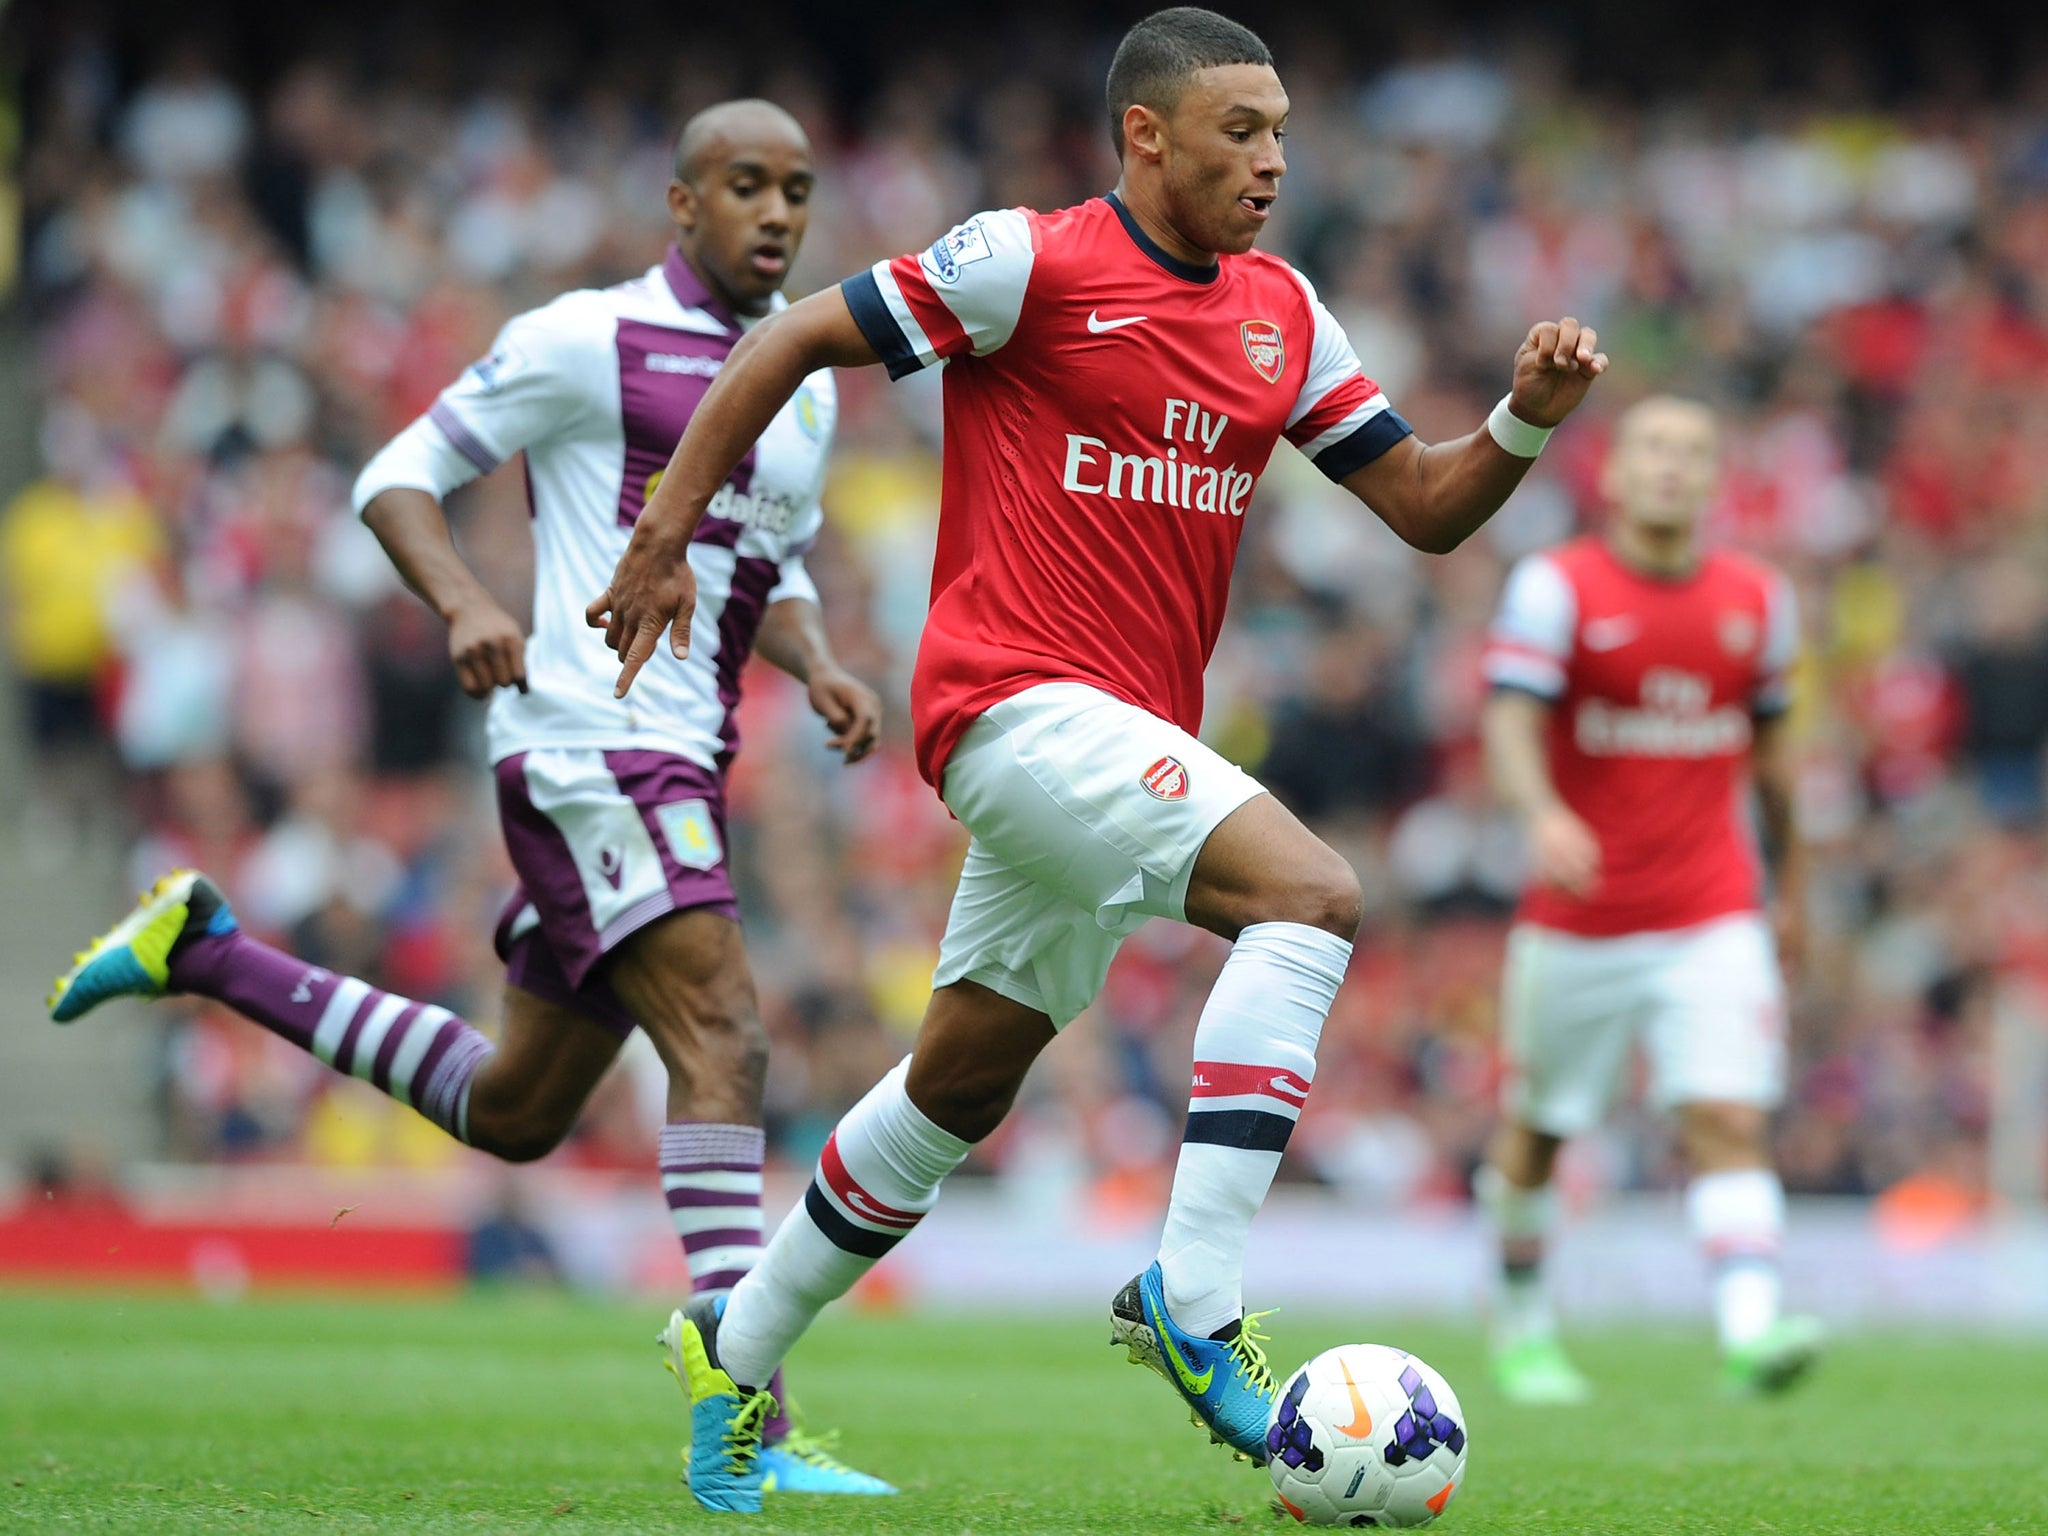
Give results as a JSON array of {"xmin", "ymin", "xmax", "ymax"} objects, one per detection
[{"xmin": 1265, "ymin": 1344, "xmax": 1468, "ymax": 1527}]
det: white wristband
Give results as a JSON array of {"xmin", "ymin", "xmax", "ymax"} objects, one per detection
[{"xmin": 1487, "ymin": 396, "xmax": 1553, "ymax": 458}]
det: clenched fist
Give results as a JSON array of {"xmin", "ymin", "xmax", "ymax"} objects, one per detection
[{"xmin": 447, "ymin": 598, "xmax": 528, "ymax": 698}]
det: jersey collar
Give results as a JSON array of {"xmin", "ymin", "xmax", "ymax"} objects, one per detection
[
  {"xmin": 661, "ymin": 245, "xmax": 790, "ymax": 334},
  {"xmin": 1601, "ymin": 532, "xmax": 1706, "ymax": 587},
  {"xmin": 663, "ymin": 246, "xmax": 738, "ymax": 332},
  {"xmin": 1103, "ymin": 192, "xmax": 1220, "ymax": 285}
]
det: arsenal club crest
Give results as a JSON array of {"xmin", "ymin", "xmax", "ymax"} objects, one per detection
[
  {"xmin": 1142, "ymin": 756, "xmax": 1190, "ymax": 801},
  {"xmin": 1240, "ymin": 319, "xmax": 1285, "ymax": 384},
  {"xmin": 1719, "ymin": 610, "xmax": 1759, "ymax": 656}
]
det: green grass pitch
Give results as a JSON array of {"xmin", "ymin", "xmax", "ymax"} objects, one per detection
[{"xmin": 3, "ymin": 1287, "xmax": 2044, "ymax": 1534}]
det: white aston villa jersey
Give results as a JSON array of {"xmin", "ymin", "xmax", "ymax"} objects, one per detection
[{"xmin": 352, "ymin": 249, "xmax": 837, "ymax": 771}]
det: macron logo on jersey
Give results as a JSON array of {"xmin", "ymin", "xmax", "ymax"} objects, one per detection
[{"xmin": 646, "ymin": 353, "xmax": 722, "ymax": 378}]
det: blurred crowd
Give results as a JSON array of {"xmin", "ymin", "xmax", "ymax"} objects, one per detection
[{"xmin": 10, "ymin": 10, "xmax": 2048, "ymax": 1225}]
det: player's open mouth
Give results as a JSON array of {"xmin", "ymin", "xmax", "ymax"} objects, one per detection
[
  {"xmin": 749, "ymin": 246, "xmax": 789, "ymax": 276},
  {"xmin": 1239, "ymin": 195, "xmax": 1274, "ymax": 219}
]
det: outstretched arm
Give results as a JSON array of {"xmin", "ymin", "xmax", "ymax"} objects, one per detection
[
  {"xmin": 1345, "ymin": 318, "xmax": 1608, "ymax": 555},
  {"xmin": 754, "ymin": 596, "xmax": 882, "ymax": 764},
  {"xmin": 587, "ymin": 290, "xmax": 880, "ymax": 698}
]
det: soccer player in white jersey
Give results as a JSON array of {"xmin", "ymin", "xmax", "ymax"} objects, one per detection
[
  {"xmin": 47, "ymin": 100, "xmax": 893, "ymax": 1496},
  {"xmin": 1478, "ymin": 396, "xmax": 1822, "ymax": 1402},
  {"xmin": 592, "ymin": 8, "xmax": 1606, "ymax": 1512}
]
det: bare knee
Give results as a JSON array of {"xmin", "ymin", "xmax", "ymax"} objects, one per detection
[
  {"xmin": 1263, "ymin": 848, "xmax": 1363, "ymax": 940},
  {"xmin": 1186, "ymin": 798, "xmax": 1364, "ymax": 941},
  {"xmin": 1490, "ymin": 1122, "xmax": 1563, "ymax": 1189},
  {"xmin": 1680, "ymin": 1100, "xmax": 1769, "ymax": 1173},
  {"xmin": 905, "ymin": 1052, "xmax": 1026, "ymax": 1143},
  {"xmin": 903, "ymin": 981, "xmax": 1055, "ymax": 1143}
]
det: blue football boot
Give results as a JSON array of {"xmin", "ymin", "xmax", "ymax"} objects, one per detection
[
  {"xmin": 757, "ymin": 1423, "xmax": 898, "ymax": 1496},
  {"xmin": 48, "ymin": 869, "xmax": 236, "ymax": 1023},
  {"xmin": 1111, "ymin": 1262, "xmax": 1278, "ymax": 1462},
  {"xmin": 657, "ymin": 1296, "xmax": 776, "ymax": 1513}
]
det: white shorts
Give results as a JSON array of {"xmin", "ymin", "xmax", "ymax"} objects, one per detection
[
  {"xmin": 933, "ymin": 683, "xmax": 1264, "ymax": 1027},
  {"xmin": 1500, "ymin": 913, "xmax": 1786, "ymax": 1137}
]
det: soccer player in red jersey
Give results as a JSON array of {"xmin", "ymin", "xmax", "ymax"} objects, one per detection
[
  {"xmin": 591, "ymin": 9, "xmax": 1606, "ymax": 1507},
  {"xmin": 1478, "ymin": 396, "xmax": 1822, "ymax": 1403}
]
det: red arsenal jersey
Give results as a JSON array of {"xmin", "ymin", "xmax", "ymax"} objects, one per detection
[
  {"xmin": 1482, "ymin": 536, "xmax": 1798, "ymax": 937},
  {"xmin": 843, "ymin": 194, "xmax": 1411, "ymax": 787}
]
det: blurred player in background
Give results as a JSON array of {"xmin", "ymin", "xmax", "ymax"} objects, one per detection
[
  {"xmin": 1478, "ymin": 395, "xmax": 1822, "ymax": 1403},
  {"xmin": 592, "ymin": 7, "xmax": 1606, "ymax": 1512},
  {"xmin": 46, "ymin": 99, "xmax": 894, "ymax": 1496}
]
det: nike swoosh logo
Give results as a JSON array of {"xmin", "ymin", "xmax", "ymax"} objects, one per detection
[
  {"xmin": 1582, "ymin": 617, "xmax": 1641, "ymax": 652},
  {"xmin": 1337, "ymin": 1359, "xmax": 1374, "ymax": 1438},
  {"xmin": 1086, "ymin": 310, "xmax": 1148, "ymax": 334},
  {"xmin": 1145, "ymin": 1287, "xmax": 1213, "ymax": 1396},
  {"xmin": 844, "ymin": 1189, "xmax": 919, "ymax": 1228}
]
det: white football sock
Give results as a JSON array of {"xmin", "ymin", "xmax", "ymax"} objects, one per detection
[
  {"xmin": 1157, "ymin": 921, "xmax": 1350, "ymax": 1338},
  {"xmin": 1686, "ymin": 1167, "xmax": 1785, "ymax": 1350},
  {"xmin": 715, "ymin": 1058, "xmax": 970, "ymax": 1388},
  {"xmin": 1475, "ymin": 1162, "xmax": 1560, "ymax": 1348}
]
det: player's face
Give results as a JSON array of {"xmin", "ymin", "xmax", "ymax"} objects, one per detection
[
  {"xmin": 1159, "ymin": 64, "xmax": 1288, "ymax": 255},
  {"xmin": 1605, "ymin": 401, "xmax": 1720, "ymax": 533},
  {"xmin": 670, "ymin": 134, "xmax": 814, "ymax": 316}
]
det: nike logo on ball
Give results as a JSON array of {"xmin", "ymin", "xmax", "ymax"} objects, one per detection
[
  {"xmin": 1337, "ymin": 1358, "xmax": 1375, "ymax": 1439},
  {"xmin": 1086, "ymin": 310, "xmax": 1148, "ymax": 333}
]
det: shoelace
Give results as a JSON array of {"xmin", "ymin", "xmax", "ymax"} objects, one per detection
[
  {"xmin": 1227, "ymin": 1309, "xmax": 1280, "ymax": 1398},
  {"xmin": 778, "ymin": 1427, "xmax": 860, "ymax": 1471},
  {"xmin": 720, "ymin": 1389, "xmax": 778, "ymax": 1474}
]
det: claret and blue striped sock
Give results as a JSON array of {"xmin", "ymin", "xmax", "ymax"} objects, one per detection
[
  {"xmin": 659, "ymin": 1121, "xmax": 766, "ymax": 1297},
  {"xmin": 168, "ymin": 928, "xmax": 494, "ymax": 1143},
  {"xmin": 659, "ymin": 1119, "xmax": 794, "ymax": 1437}
]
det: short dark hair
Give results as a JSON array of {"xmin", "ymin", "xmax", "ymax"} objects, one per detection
[{"xmin": 1105, "ymin": 7, "xmax": 1274, "ymax": 157}]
